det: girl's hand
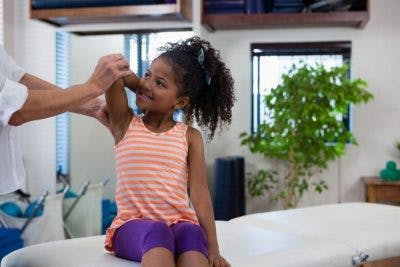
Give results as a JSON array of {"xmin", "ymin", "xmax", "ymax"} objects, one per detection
[{"xmin": 208, "ymin": 251, "xmax": 231, "ymax": 267}]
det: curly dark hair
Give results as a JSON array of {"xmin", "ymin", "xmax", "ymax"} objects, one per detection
[{"xmin": 158, "ymin": 36, "xmax": 235, "ymax": 140}]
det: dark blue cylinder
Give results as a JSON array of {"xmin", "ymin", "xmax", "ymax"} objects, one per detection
[{"xmin": 212, "ymin": 156, "xmax": 245, "ymax": 220}]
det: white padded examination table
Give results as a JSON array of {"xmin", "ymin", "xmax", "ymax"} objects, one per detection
[
  {"xmin": 231, "ymin": 202, "xmax": 400, "ymax": 263},
  {"xmin": 2, "ymin": 202, "xmax": 399, "ymax": 267}
]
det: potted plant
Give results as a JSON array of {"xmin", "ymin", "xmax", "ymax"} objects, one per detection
[{"xmin": 240, "ymin": 62, "xmax": 373, "ymax": 209}]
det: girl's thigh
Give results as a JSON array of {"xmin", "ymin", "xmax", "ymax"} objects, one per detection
[
  {"xmin": 113, "ymin": 219, "xmax": 175, "ymax": 262},
  {"xmin": 170, "ymin": 221, "xmax": 208, "ymax": 258}
]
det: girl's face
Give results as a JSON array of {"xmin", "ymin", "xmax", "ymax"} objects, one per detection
[{"xmin": 136, "ymin": 57, "xmax": 186, "ymax": 114}]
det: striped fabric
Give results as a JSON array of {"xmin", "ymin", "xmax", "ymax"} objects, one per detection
[{"xmin": 105, "ymin": 115, "xmax": 199, "ymax": 251}]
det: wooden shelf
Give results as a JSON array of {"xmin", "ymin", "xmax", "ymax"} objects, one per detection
[
  {"xmin": 203, "ymin": 11, "xmax": 369, "ymax": 31},
  {"xmin": 362, "ymin": 176, "xmax": 400, "ymax": 204},
  {"xmin": 30, "ymin": 0, "xmax": 192, "ymax": 27},
  {"xmin": 202, "ymin": 0, "xmax": 369, "ymax": 31},
  {"xmin": 360, "ymin": 256, "xmax": 400, "ymax": 267}
]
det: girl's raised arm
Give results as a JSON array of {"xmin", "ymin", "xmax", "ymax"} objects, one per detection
[
  {"xmin": 105, "ymin": 77, "xmax": 135, "ymax": 144},
  {"xmin": 123, "ymin": 74, "xmax": 140, "ymax": 93}
]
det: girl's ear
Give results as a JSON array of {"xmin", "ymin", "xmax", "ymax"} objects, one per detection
[{"xmin": 175, "ymin": 96, "xmax": 189, "ymax": 110}]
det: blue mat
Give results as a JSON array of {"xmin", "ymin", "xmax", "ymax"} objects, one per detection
[{"xmin": 0, "ymin": 228, "xmax": 23, "ymax": 261}]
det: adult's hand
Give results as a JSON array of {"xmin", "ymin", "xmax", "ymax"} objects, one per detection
[
  {"xmin": 69, "ymin": 98, "xmax": 111, "ymax": 130},
  {"xmin": 92, "ymin": 99, "xmax": 111, "ymax": 130},
  {"xmin": 87, "ymin": 53, "xmax": 132, "ymax": 95}
]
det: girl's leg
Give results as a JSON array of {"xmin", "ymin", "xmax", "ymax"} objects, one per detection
[
  {"xmin": 113, "ymin": 219, "xmax": 175, "ymax": 266},
  {"xmin": 171, "ymin": 221, "xmax": 209, "ymax": 267},
  {"xmin": 176, "ymin": 251, "xmax": 209, "ymax": 267},
  {"xmin": 142, "ymin": 247, "xmax": 175, "ymax": 267}
]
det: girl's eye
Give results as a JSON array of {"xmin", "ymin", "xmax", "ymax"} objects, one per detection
[
  {"xmin": 156, "ymin": 80, "xmax": 165, "ymax": 87},
  {"xmin": 144, "ymin": 73, "xmax": 150, "ymax": 79}
]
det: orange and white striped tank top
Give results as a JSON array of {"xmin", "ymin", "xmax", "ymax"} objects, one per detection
[{"xmin": 104, "ymin": 115, "xmax": 199, "ymax": 251}]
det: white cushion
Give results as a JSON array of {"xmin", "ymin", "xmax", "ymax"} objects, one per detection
[
  {"xmin": 231, "ymin": 202, "xmax": 400, "ymax": 261},
  {"xmin": 3, "ymin": 203, "xmax": 400, "ymax": 267},
  {"xmin": 1, "ymin": 235, "xmax": 136, "ymax": 267},
  {"xmin": 1, "ymin": 221, "xmax": 355, "ymax": 267},
  {"xmin": 216, "ymin": 221, "xmax": 355, "ymax": 267}
]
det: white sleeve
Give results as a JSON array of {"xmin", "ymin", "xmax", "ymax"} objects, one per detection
[
  {"xmin": 0, "ymin": 45, "xmax": 28, "ymax": 126},
  {"xmin": 0, "ymin": 45, "xmax": 26, "ymax": 82},
  {"xmin": 0, "ymin": 75, "xmax": 28, "ymax": 127}
]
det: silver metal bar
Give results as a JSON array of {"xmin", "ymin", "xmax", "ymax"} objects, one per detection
[
  {"xmin": 63, "ymin": 181, "xmax": 90, "ymax": 221},
  {"xmin": 20, "ymin": 190, "xmax": 49, "ymax": 233}
]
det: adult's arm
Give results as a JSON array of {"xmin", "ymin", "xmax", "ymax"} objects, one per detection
[
  {"xmin": 15, "ymin": 74, "xmax": 110, "ymax": 128},
  {"xmin": 8, "ymin": 54, "xmax": 132, "ymax": 126},
  {"xmin": 68, "ymin": 97, "xmax": 110, "ymax": 129}
]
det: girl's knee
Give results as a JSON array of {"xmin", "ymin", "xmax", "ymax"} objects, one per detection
[
  {"xmin": 143, "ymin": 221, "xmax": 175, "ymax": 255},
  {"xmin": 172, "ymin": 222, "xmax": 208, "ymax": 258}
]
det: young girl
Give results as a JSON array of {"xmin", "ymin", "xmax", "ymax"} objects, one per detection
[{"xmin": 105, "ymin": 36, "xmax": 235, "ymax": 267}]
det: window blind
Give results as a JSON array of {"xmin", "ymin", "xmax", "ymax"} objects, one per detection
[{"xmin": 55, "ymin": 32, "xmax": 70, "ymax": 176}]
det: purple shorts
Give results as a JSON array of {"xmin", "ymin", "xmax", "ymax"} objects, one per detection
[{"xmin": 112, "ymin": 219, "xmax": 208, "ymax": 262}]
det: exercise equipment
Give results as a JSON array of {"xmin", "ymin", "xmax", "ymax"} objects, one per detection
[
  {"xmin": 0, "ymin": 190, "xmax": 49, "ymax": 261},
  {"xmin": 23, "ymin": 201, "xmax": 44, "ymax": 218},
  {"xmin": 0, "ymin": 202, "xmax": 23, "ymax": 218}
]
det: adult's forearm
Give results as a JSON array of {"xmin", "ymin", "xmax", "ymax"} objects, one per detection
[
  {"xmin": 19, "ymin": 74, "xmax": 100, "ymax": 117},
  {"xmin": 19, "ymin": 74, "xmax": 61, "ymax": 91},
  {"xmin": 68, "ymin": 98, "xmax": 100, "ymax": 117},
  {"xmin": 9, "ymin": 83, "xmax": 98, "ymax": 126},
  {"xmin": 8, "ymin": 52, "xmax": 132, "ymax": 126}
]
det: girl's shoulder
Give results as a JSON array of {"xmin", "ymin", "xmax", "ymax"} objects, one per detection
[
  {"xmin": 186, "ymin": 126, "xmax": 203, "ymax": 145},
  {"xmin": 174, "ymin": 121, "xmax": 188, "ymax": 132}
]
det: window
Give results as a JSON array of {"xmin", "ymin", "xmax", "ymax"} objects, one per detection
[
  {"xmin": 55, "ymin": 32, "xmax": 70, "ymax": 177},
  {"xmin": 251, "ymin": 42, "xmax": 351, "ymax": 133},
  {"xmin": 124, "ymin": 31, "xmax": 193, "ymax": 120}
]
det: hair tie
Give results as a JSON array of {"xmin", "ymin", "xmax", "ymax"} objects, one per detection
[{"xmin": 197, "ymin": 48, "xmax": 211, "ymax": 85}]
